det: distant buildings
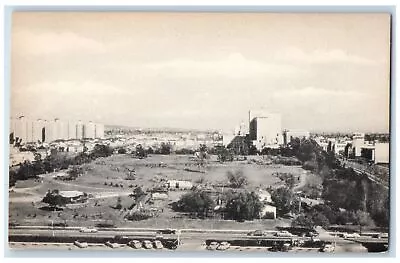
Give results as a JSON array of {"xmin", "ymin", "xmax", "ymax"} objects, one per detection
[
  {"xmin": 9, "ymin": 116, "xmax": 104, "ymax": 144},
  {"xmin": 316, "ymin": 132, "xmax": 390, "ymax": 165},
  {"xmin": 283, "ymin": 129, "xmax": 310, "ymax": 145},
  {"xmin": 221, "ymin": 109, "xmax": 310, "ymax": 152}
]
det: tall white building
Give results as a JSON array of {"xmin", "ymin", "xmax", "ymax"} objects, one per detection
[
  {"xmin": 67, "ymin": 120, "xmax": 77, "ymax": 140},
  {"xmin": 15, "ymin": 116, "xmax": 28, "ymax": 143},
  {"xmin": 9, "ymin": 117, "xmax": 105, "ymax": 143},
  {"xmin": 32, "ymin": 119, "xmax": 45, "ymax": 142},
  {"xmin": 76, "ymin": 121, "xmax": 84, "ymax": 140},
  {"xmin": 84, "ymin": 121, "xmax": 96, "ymax": 139},
  {"xmin": 95, "ymin": 123, "xmax": 104, "ymax": 139},
  {"xmin": 352, "ymin": 132, "xmax": 365, "ymax": 157},
  {"xmin": 249, "ymin": 110, "xmax": 283, "ymax": 150}
]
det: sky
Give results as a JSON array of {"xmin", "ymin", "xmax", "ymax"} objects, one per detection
[{"xmin": 10, "ymin": 12, "xmax": 391, "ymax": 133}]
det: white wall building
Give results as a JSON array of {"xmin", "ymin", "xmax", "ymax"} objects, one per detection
[
  {"xmin": 249, "ymin": 110, "xmax": 283, "ymax": 150},
  {"xmin": 95, "ymin": 123, "xmax": 105, "ymax": 139},
  {"xmin": 84, "ymin": 121, "xmax": 96, "ymax": 139},
  {"xmin": 374, "ymin": 142, "xmax": 389, "ymax": 164},
  {"xmin": 9, "ymin": 117, "xmax": 105, "ymax": 143},
  {"xmin": 352, "ymin": 132, "xmax": 365, "ymax": 157}
]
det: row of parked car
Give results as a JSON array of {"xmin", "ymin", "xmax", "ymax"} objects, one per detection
[
  {"xmin": 247, "ymin": 230, "xmax": 318, "ymax": 238},
  {"xmin": 74, "ymin": 240, "xmax": 166, "ymax": 249},
  {"xmin": 206, "ymin": 241, "xmax": 231, "ymax": 251}
]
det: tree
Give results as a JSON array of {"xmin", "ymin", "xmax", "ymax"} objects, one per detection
[
  {"xmin": 146, "ymin": 147, "xmax": 154, "ymax": 155},
  {"xmin": 68, "ymin": 166, "xmax": 83, "ymax": 180},
  {"xmin": 135, "ymin": 144, "xmax": 147, "ymax": 158},
  {"xmin": 117, "ymin": 148, "xmax": 127, "ymax": 154},
  {"xmin": 215, "ymin": 145, "xmax": 234, "ymax": 162},
  {"xmin": 133, "ymin": 186, "xmax": 146, "ymax": 200},
  {"xmin": 271, "ymin": 187, "xmax": 295, "ymax": 216},
  {"xmin": 224, "ymin": 191, "xmax": 262, "ymax": 221},
  {"xmin": 42, "ymin": 190, "xmax": 67, "ymax": 207},
  {"xmin": 90, "ymin": 144, "xmax": 113, "ymax": 159},
  {"xmin": 115, "ymin": 197, "xmax": 122, "ymax": 210},
  {"xmin": 173, "ymin": 190, "xmax": 215, "ymax": 218},
  {"xmin": 353, "ymin": 210, "xmax": 375, "ymax": 234},
  {"xmin": 291, "ymin": 215, "xmax": 315, "ymax": 229},
  {"xmin": 197, "ymin": 144, "xmax": 209, "ymax": 166},
  {"xmin": 226, "ymin": 170, "xmax": 248, "ymax": 188},
  {"xmin": 160, "ymin": 142, "xmax": 172, "ymax": 155},
  {"xmin": 310, "ymin": 211, "xmax": 330, "ymax": 228}
]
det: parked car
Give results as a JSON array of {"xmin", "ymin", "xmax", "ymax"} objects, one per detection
[
  {"xmin": 319, "ymin": 243, "xmax": 335, "ymax": 252},
  {"xmin": 164, "ymin": 240, "xmax": 178, "ymax": 250},
  {"xmin": 79, "ymin": 227, "xmax": 98, "ymax": 233},
  {"xmin": 281, "ymin": 243, "xmax": 292, "ymax": 252},
  {"xmin": 247, "ymin": 230, "xmax": 266, "ymax": 236},
  {"xmin": 207, "ymin": 241, "xmax": 219, "ymax": 250},
  {"xmin": 50, "ymin": 222, "xmax": 68, "ymax": 228},
  {"xmin": 157, "ymin": 229, "xmax": 177, "ymax": 234},
  {"xmin": 343, "ymin": 233, "xmax": 361, "ymax": 238},
  {"xmin": 74, "ymin": 240, "xmax": 88, "ymax": 248},
  {"xmin": 274, "ymin": 231, "xmax": 293, "ymax": 237},
  {"xmin": 372, "ymin": 233, "xmax": 388, "ymax": 239},
  {"xmin": 216, "ymin": 242, "xmax": 230, "ymax": 251},
  {"xmin": 305, "ymin": 231, "xmax": 319, "ymax": 238},
  {"xmin": 270, "ymin": 242, "xmax": 291, "ymax": 252},
  {"xmin": 105, "ymin": 241, "xmax": 120, "ymax": 249},
  {"xmin": 143, "ymin": 240, "xmax": 153, "ymax": 249},
  {"xmin": 114, "ymin": 235, "xmax": 129, "ymax": 242},
  {"xmin": 128, "ymin": 240, "xmax": 142, "ymax": 249},
  {"xmin": 153, "ymin": 240, "xmax": 164, "ymax": 249}
]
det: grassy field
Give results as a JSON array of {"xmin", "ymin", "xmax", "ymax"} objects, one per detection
[{"xmin": 9, "ymin": 154, "xmax": 307, "ymax": 230}]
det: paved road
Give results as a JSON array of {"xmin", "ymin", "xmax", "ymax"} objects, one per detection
[{"xmin": 9, "ymin": 226, "xmax": 381, "ymax": 246}]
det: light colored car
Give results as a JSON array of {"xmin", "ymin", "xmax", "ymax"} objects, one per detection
[
  {"xmin": 207, "ymin": 241, "xmax": 219, "ymax": 250},
  {"xmin": 153, "ymin": 240, "xmax": 164, "ymax": 249},
  {"xmin": 216, "ymin": 242, "xmax": 230, "ymax": 251},
  {"xmin": 74, "ymin": 240, "xmax": 88, "ymax": 248},
  {"xmin": 247, "ymin": 230, "xmax": 266, "ymax": 236},
  {"xmin": 274, "ymin": 231, "xmax": 293, "ymax": 237},
  {"xmin": 143, "ymin": 240, "xmax": 153, "ymax": 249},
  {"xmin": 343, "ymin": 233, "xmax": 361, "ymax": 238},
  {"xmin": 105, "ymin": 241, "xmax": 120, "ymax": 249},
  {"xmin": 320, "ymin": 244, "xmax": 335, "ymax": 252},
  {"xmin": 128, "ymin": 240, "xmax": 142, "ymax": 249},
  {"xmin": 79, "ymin": 227, "xmax": 98, "ymax": 233}
]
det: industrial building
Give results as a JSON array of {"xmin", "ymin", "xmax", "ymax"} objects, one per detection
[
  {"xmin": 248, "ymin": 110, "xmax": 283, "ymax": 150},
  {"xmin": 9, "ymin": 116, "xmax": 105, "ymax": 144}
]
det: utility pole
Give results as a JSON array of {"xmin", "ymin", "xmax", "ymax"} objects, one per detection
[
  {"xmin": 51, "ymin": 220, "xmax": 54, "ymax": 237},
  {"xmin": 298, "ymin": 197, "xmax": 301, "ymax": 214}
]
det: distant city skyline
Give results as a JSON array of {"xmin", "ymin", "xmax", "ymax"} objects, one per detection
[{"xmin": 11, "ymin": 13, "xmax": 390, "ymax": 134}]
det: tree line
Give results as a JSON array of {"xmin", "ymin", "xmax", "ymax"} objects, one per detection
[{"xmin": 9, "ymin": 144, "xmax": 114, "ymax": 187}]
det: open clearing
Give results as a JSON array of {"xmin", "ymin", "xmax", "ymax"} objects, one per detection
[{"xmin": 9, "ymin": 154, "xmax": 306, "ymax": 229}]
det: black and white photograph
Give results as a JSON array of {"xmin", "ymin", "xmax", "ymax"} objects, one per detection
[{"xmin": 6, "ymin": 10, "xmax": 391, "ymax": 254}]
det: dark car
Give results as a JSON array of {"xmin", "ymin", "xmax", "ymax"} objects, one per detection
[
  {"xmin": 157, "ymin": 229, "xmax": 177, "ymax": 234},
  {"xmin": 50, "ymin": 222, "xmax": 68, "ymax": 228},
  {"xmin": 305, "ymin": 231, "xmax": 319, "ymax": 237},
  {"xmin": 114, "ymin": 235, "xmax": 130, "ymax": 243}
]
